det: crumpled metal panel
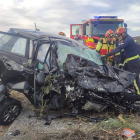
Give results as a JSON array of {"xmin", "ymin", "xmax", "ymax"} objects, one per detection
[{"xmin": 65, "ymin": 54, "xmax": 136, "ymax": 93}]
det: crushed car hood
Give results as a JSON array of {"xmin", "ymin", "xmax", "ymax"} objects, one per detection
[{"xmin": 65, "ymin": 54, "xmax": 136, "ymax": 93}]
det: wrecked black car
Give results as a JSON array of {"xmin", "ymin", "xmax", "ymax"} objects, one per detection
[{"xmin": 0, "ymin": 28, "xmax": 140, "ymax": 125}]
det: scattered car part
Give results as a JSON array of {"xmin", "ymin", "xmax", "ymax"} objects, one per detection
[
  {"xmin": 9, "ymin": 130, "xmax": 20, "ymax": 136},
  {"xmin": 44, "ymin": 112, "xmax": 108, "ymax": 125},
  {"xmin": 122, "ymin": 128, "xmax": 135, "ymax": 139},
  {"xmin": 63, "ymin": 113, "xmax": 108, "ymax": 123},
  {"xmin": 82, "ymin": 101, "xmax": 107, "ymax": 112},
  {"xmin": 28, "ymin": 115, "xmax": 39, "ymax": 119},
  {"xmin": 44, "ymin": 115, "xmax": 62, "ymax": 125},
  {"xmin": 118, "ymin": 114, "xmax": 126, "ymax": 124}
]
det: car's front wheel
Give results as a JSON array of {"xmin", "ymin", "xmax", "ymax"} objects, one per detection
[{"xmin": 0, "ymin": 97, "xmax": 21, "ymax": 125}]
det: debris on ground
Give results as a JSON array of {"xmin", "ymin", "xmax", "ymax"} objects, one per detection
[
  {"xmin": 2, "ymin": 91, "xmax": 140, "ymax": 140},
  {"xmin": 8, "ymin": 130, "xmax": 20, "ymax": 136},
  {"xmin": 118, "ymin": 114, "xmax": 126, "ymax": 124},
  {"xmin": 29, "ymin": 112, "xmax": 109, "ymax": 125},
  {"xmin": 121, "ymin": 128, "xmax": 135, "ymax": 139}
]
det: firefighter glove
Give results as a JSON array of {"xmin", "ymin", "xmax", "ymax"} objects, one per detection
[
  {"xmin": 119, "ymin": 66, "xmax": 123, "ymax": 69},
  {"xmin": 119, "ymin": 64, "xmax": 123, "ymax": 69},
  {"xmin": 101, "ymin": 54, "xmax": 109, "ymax": 61}
]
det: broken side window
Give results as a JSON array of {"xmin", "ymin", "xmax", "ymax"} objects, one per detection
[{"xmin": 37, "ymin": 43, "xmax": 50, "ymax": 69}]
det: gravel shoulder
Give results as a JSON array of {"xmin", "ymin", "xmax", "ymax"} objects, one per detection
[{"xmin": 1, "ymin": 91, "xmax": 97, "ymax": 140}]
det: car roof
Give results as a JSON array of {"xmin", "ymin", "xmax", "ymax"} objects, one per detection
[
  {"xmin": 7, "ymin": 28, "xmax": 88, "ymax": 49},
  {"xmin": 8, "ymin": 28, "xmax": 70, "ymax": 40}
]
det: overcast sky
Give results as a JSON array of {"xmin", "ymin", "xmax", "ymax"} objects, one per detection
[{"xmin": 0, "ymin": 0, "xmax": 140, "ymax": 37}]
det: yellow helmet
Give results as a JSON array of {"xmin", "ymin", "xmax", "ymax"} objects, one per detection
[{"xmin": 58, "ymin": 32, "xmax": 66, "ymax": 36}]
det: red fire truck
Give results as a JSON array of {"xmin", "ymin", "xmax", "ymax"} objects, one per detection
[{"xmin": 70, "ymin": 16, "xmax": 127, "ymax": 49}]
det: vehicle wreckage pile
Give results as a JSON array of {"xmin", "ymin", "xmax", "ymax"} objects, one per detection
[
  {"xmin": 36, "ymin": 42, "xmax": 140, "ymax": 115},
  {"xmin": 0, "ymin": 29, "xmax": 140, "ymax": 126}
]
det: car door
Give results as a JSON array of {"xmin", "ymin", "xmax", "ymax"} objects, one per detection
[{"xmin": 0, "ymin": 31, "xmax": 30, "ymax": 80}]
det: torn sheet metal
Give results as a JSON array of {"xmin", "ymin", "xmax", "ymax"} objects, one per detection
[{"xmin": 65, "ymin": 54, "xmax": 136, "ymax": 93}]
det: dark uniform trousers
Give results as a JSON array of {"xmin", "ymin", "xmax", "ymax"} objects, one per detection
[{"xmin": 123, "ymin": 59, "xmax": 140, "ymax": 95}]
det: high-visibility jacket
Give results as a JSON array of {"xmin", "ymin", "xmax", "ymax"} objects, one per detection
[
  {"xmin": 85, "ymin": 37, "xmax": 95, "ymax": 49},
  {"xmin": 96, "ymin": 38, "xmax": 116, "ymax": 61}
]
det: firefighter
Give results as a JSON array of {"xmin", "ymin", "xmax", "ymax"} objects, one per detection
[
  {"xmin": 102, "ymin": 27, "xmax": 140, "ymax": 95},
  {"xmin": 119, "ymin": 38, "xmax": 140, "ymax": 69},
  {"xmin": 96, "ymin": 29, "xmax": 116, "ymax": 65},
  {"xmin": 85, "ymin": 37, "xmax": 95, "ymax": 49},
  {"xmin": 58, "ymin": 32, "xmax": 66, "ymax": 36},
  {"xmin": 112, "ymin": 39, "xmax": 124, "ymax": 68}
]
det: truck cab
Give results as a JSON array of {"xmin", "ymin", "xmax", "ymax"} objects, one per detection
[{"xmin": 70, "ymin": 16, "xmax": 127, "ymax": 49}]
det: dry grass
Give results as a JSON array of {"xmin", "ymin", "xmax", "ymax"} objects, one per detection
[{"xmin": 39, "ymin": 113, "xmax": 140, "ymax": 140}]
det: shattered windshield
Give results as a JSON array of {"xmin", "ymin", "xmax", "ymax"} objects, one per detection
[
  {"xmin": 90, "ymin": 21, "xmax": 123, "ymax": 37},
  {"xmin": 57, "ymin": 40, "xmax": 103, "ymax": 71}
]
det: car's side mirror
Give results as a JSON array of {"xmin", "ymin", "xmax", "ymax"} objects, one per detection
[{"xmin": 36, "ymin": 71, "xmax": 45, "ymax": 86}]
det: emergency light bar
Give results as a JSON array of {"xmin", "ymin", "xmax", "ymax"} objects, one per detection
[{"xmin": 94, "ymin": 16, "xmax": 118, "ymax": 19}]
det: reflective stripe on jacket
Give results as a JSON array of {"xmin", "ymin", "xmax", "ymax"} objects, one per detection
[
  {"xmin": 85, "ymin": 37, "xmax": 95, "ymax": 49},
  {"xmin": 96, "ymin": 38, "xmax": 116, "ymax": 60}
]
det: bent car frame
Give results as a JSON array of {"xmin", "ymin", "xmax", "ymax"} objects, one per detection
[{"xmin": 0, "ymin": 28, "xmax": 139, "ymax": 125}]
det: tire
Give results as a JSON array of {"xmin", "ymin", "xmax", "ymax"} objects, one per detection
[{"xmin": 0, "ymin": 97, "xmax": 21, "ymax": 125}]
